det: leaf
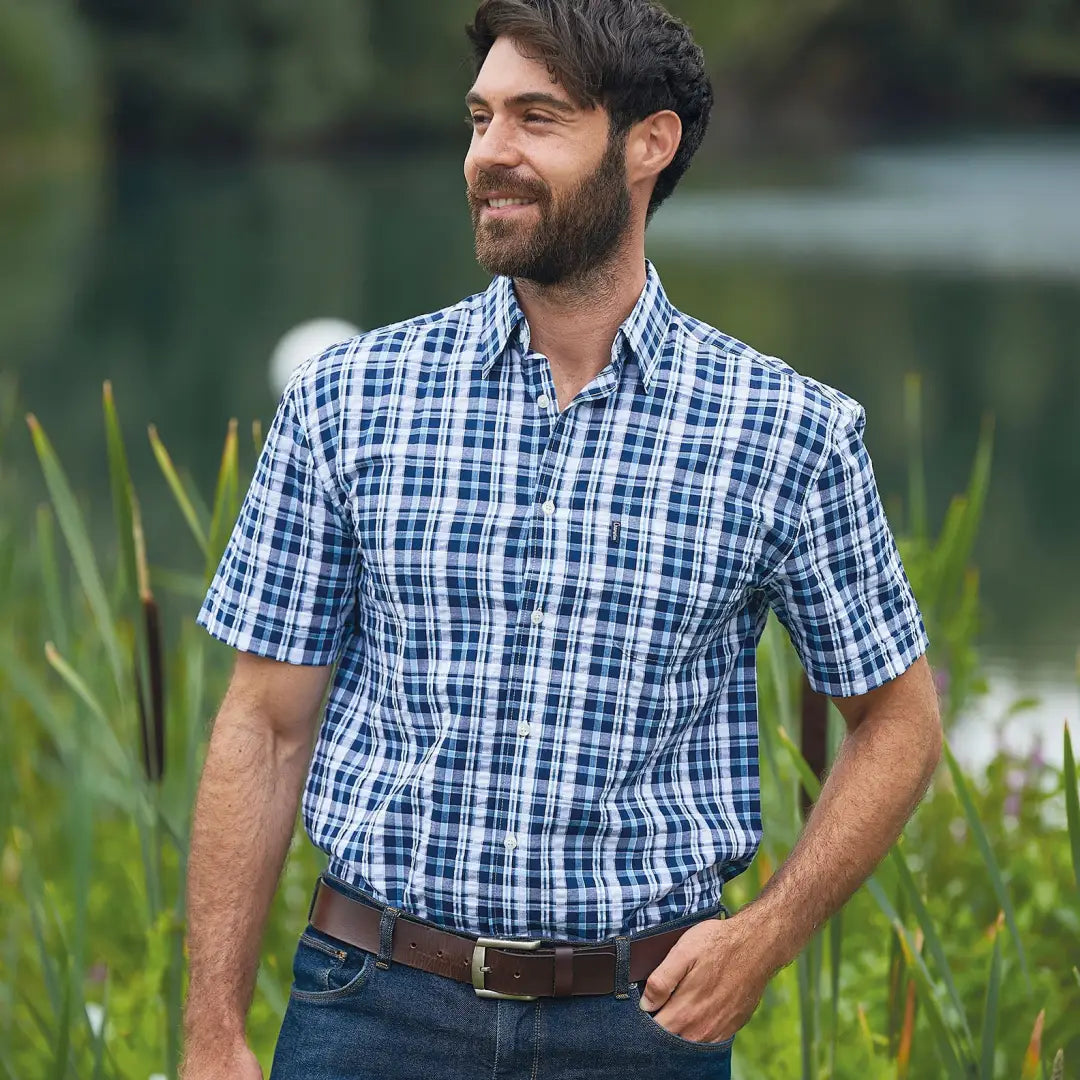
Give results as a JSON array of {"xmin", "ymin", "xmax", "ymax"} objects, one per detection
[
  {"xmin": 827, "ymin": 910, "xmax": 841, "ymax": 1076},
  {"xmin": 895, "ymin": 932, "xmax": 918, "ymax": 1079},
  {"xmin": 889, "ymin": 918, "xmax": 971, "ymax": 1080},
  {"xmin": 205, "ymin": 418, "xmax": 239, "ymax": 582},
  {"xmin": 147, "ymin": 424, "xmax": 208, "ymax": 555},
  {"xmin": 776, "ymin": 724, "xmax": 822, "ymax": 801},
  {"xmin": 1020, "ymin": 1009, "xmax": 1044, "ymax": 1080},
  {"xmin": 43, "ymin": 642, "xmax": 132, "ymax": 780},
  {"xmin": 1065, "ymin": 723, "xmax": 1079, "ymax": 891},
  {"xmin": 944, "ymin": 412, "xmax": 993, "ymax": 596},
  {"xmin": 796, "ymin": 944, "xmax": 815, "ymax": 1080},
  {"xmin": 856, "ymin": 1003, "xmax": 876, "ymax": 1059},
  {"xmin": 47, "ymin": 947, "xmax": 72, "ymax": 1080},
  {"xmin": 942, "ymin": 737, "xmax": 1030, "ymax": 987},
  {"xmin": 978, "ymin": 921, "xmax": 1002, "ymax": 1080},
  {"xmin": 889, "ymin": 848, "xmax": 975, "ymax": 1053},
  {"xmin": 103, "ymin": 380, "xmax": 138, "ymax": 607},
  {"xmin": 26, "ymin": 414, "xmax": 125, "ymax": 695},
  {"xmin": 35, "ymin": 504, "xmax": 69, "ymax": 656}
]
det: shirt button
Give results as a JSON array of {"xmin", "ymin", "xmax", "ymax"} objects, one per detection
[
  {"xmin": 518, "ymin": 721, "xmax": 531, "ymax": 737},
  {"xmin": 504, "ymin": 834, "xmax": 518, "ymax": 850},
  {"xmin": 531, "ymin": 608, "xmax": 544, "ymax": 625},
  {"xmin": 536, "ymin": 394, "xmax": 550, "ymax": 409},
  {"xmin": 542, "ymin": 499, "xmax": 555, "ymax": 515}
]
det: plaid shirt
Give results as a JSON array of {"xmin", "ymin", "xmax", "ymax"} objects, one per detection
[{"xmin": 197, "ymin": 260, "xmax": 929, "ymax": 943}]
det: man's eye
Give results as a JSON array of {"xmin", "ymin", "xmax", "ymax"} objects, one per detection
[
  {"xmin": 467, "ymin": 114, "xmax": 489, "ymax": 127},
  {"xmin": 524, "ymin": 114, "xmax": 553, "ymax": 123}
]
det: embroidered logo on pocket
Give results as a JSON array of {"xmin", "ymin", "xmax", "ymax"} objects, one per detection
[{"xmin": 610, "ymin": 520, "xmax": 621, "ymax": 543}]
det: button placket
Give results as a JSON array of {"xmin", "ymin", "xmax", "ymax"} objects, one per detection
[{"xmin": 493, "ymin": 416, "xmax": 571, "ymax": 879}]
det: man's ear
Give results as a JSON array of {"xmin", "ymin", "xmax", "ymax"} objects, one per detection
[{"xmin": 626, "ymin": 110, "xmax": 682, "ymax": 187}]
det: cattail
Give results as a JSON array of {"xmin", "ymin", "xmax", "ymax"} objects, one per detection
[
  {"xmin": 134, "ymin": 594, "xmax": 165, "ymax": 783},
  {"xmin": 131, "ymin": 487, "xmax": 165, "ymax": 783}
]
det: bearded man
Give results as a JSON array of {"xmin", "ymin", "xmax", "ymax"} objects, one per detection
[{"xmin": 181, "ymin": 2, "xmax": 941, "ymax": 1078}]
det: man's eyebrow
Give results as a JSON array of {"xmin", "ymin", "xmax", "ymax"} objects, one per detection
[{"xmin": 465, "ymin": 91, "xmax": 577, "ymax": 113}]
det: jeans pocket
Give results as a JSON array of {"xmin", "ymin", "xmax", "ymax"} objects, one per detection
[
  {"xmin": 289, "ymin": 924, "xmax": 377, "ymax": 1002},
  {"xmin": 626, "ymin": 983, "xmax": 736, "ymax": 1054}
]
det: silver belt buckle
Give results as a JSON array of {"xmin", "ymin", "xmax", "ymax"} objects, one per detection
[{"xmin": 471, "ymin": 937, "xmax": 543, "ymax": 999}]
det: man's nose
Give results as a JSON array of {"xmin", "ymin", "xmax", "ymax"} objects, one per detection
[{"xmin": 467, "ymin": 116, "xmax": 523, "ymax": 172}]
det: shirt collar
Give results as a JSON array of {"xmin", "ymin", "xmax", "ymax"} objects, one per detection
[{"xmin": 477, "ymin": 259, "xmax": 674, "ymax": 393}]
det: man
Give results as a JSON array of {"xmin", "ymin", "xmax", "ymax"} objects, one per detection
[{"xmin": 181, "ymin": 1, "xmax": 941, "ymax": 1077}]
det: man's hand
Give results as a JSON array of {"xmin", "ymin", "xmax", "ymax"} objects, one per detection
[
  {"xmin": 179, "ymin": 1038, "xmax": 263, "ymax": 1080},
  {"xmin": 637, "ymin": 913, "xmax": 772, "ymax": 1045},
  {"xmin": 637, "ymin": 658, "xmax": 940, "ymax": 1046}
]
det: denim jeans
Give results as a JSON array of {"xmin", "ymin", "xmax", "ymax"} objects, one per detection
[{"xmin": 269, "ymin": 873, "xmax": 735, "ymax": 1079}]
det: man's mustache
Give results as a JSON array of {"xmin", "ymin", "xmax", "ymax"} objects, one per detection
[{"xmin": 468, "ymin": 171, "xmax": 549, "ymax": 202}]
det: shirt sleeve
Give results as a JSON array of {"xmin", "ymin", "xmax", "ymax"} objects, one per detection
[
  {"xmin": 195, "ymin": 381, "xmax": 360, "ymax": 666},
  {"xmin": 761, "ymin": 405, "xmax": 930, "ymax": 697}
]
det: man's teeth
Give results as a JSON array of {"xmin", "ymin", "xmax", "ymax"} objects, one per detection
[{"xmin": 488, "ymin": 198, "xmax": 533, "ymax": 208}]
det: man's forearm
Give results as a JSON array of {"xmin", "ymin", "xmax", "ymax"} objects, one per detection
[
  {"xmin": 183, "ymin": 707, "xmax": 312, "ymax": 1044},
  {"xmin": 740, "ymin": 702, "xmax": 941, "ymax": 975}
]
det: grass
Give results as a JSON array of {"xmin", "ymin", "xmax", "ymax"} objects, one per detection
[{"xmin": 0, "ymin": 371, "xmax": 1076, "ymax": 1078}]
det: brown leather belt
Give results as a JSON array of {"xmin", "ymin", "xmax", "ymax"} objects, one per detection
[{"xmin": 309, "ymin": 878, "xmax": 725, "ymax": 999}]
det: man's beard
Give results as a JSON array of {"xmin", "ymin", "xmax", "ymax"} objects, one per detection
[{"xmin": 467, "ymin": 134, "xmax": 632, "ymax": 288}]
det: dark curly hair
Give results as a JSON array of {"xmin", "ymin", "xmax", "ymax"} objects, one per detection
[{"xmin": 466, "ymin": 0, "xmax": 713, "ymax": 221}]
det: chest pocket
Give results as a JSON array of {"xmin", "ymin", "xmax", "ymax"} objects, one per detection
[{"xmin": 582, "ymin": 482, "xmax": 761, "ymax": 673}]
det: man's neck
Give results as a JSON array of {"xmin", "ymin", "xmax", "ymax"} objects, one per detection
[{"xmin": 512, "ymin": 249, "xmax": 648, "ymax": 379}]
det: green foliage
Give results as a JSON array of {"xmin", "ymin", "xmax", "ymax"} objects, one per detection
[
  {"xmin": 0, "ymin": 372, "xmax": 1077, "ymax": 1078},
  {"xmin": 9, "ymin": 0, "xmax": 1080, "ymax": 154},
  {"xmin": 0, "ymin": 0, "xmax": 101, "ymax": 163},
  {"xmin": 77, "ymin": 0, "xmax": 375, "ymax": 149}
]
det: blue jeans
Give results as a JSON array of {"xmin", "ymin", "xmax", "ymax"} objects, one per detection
[{"xmin": 269, "ymin": 873, "xmax": 735, "ymax": 1079}]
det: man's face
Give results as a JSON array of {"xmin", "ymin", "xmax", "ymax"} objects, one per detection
[{"xmin": 464, "ymin": 36, "xmax": 632, "ymax": 287}]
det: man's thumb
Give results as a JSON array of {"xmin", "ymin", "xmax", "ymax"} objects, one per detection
[{"xmin": 638, "ymin": 961, "xmax": 682, "ymax": 1012}]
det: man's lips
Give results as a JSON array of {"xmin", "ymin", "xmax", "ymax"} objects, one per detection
[
  {"xmin": 473, "ymin": 190, "xmax": 541, "ymax": 216},
  {"xmin": 481, "ymin": 198, "xmax": 538, "ymax": 217}
]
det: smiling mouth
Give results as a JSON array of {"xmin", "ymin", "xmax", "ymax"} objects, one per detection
[{"xmin": 484, "ymin": 197, "xmax": 536, "ymax": 209}]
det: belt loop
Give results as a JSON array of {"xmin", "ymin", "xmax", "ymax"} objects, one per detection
[
  {"xmin": 613, "ymin": 936, "xmax": 631, "ymax": 999},
  {"xmin": 376, "ymin": 905, "xmax": 400, "ymax": 970}
]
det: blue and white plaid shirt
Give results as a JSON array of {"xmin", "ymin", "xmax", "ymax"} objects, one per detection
[{"xmin": 197, "ymin": 260, "xmax": 928, "ymax": 943}]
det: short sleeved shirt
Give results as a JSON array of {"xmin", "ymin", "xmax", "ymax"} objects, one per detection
[{"xmin": 197, "ymin": 260, "xmax": 929, "ymax": 942}]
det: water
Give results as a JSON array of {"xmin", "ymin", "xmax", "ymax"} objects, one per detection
[
  {"xmin": 2, "ymin": 136, "xmax": 1077, "ymax": 768},
  {"xmin": 654, "ymin": 137, "xmax": 1080, "ymax": 278}
]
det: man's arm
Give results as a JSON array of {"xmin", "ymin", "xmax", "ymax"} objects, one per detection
[
  {"xmin": 180, "ymin": 652, "xmax": 334, "ymax": 1079},
  {"xmin": 739, "ymin": 653, "xmax": 942, "ymax": 975},
  {"xmin": 637, "ymin": 654, "xmax": 941, "ymax": 1042}
]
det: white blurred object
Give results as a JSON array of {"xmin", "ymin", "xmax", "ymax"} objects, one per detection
[
  {"xmin": 270, "ymin": 318, "xmax": 361, "ymax": 394},
  {"xmin": 85, "ymin": 1001, "xmax": 105, "ymax": 1037}
]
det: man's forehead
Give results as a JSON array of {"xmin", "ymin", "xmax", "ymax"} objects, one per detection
[{"xmin": 468, "ymin": 35, "xmax": 583, "ymax": 111}]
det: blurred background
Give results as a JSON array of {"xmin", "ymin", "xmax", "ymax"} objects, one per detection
[{"xmin": 2, "ymin": 0, "xmax": 1078, "ymax": 764}]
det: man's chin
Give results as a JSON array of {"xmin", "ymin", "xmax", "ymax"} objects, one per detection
[{"xmin": 475, "ymin": 241, "xmax": 535, "ymax": 279}]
